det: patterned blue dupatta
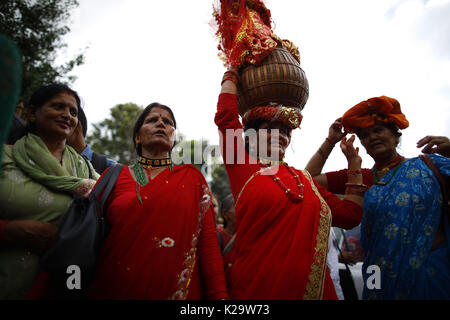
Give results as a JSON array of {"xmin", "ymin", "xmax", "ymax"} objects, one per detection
[{"xmin": 360, "ymin": 154, "xmax": 450, "ymax": 299}]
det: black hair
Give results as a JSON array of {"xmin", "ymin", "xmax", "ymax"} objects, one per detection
[
  {"xmin": 77, "ymin": 106, "xmax": 88, "ymax": 137},
  {"xmin": 221, "ymin": 193, "xmax": 235, "ymax": 214},
  {"xmin": 24, "ymin": 84, "xmax": 81, "ymax": 136},
  {"xmin": 243, "ymin": 120, "xmax": 292, "ymax": 156},
  {"xmin": 356, "ymin": 121, "xmax": 402, "ymax": 140},
  {"xmin": 28, "ymin": 83, "xmax": 81, "ymax": 111},
  {"xmin": 132, "ymin": 102, "xmax": 177, "ymax": 156}
]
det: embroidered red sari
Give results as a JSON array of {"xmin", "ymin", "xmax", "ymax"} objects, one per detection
[
  {"xmin": 215, "ymin": 93, "xmax": 363, "ymax": 299},
  {"xmin": 88, "ymin": 165, "xmax": 228, "ymax": 300}
]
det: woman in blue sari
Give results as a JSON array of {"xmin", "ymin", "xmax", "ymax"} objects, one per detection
[{"xmin": 305, "ymin": 96, "xmax": 450, "ymax": 299}]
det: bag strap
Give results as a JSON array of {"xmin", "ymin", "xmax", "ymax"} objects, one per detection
[
  {"xmin": 89, "ymin": 165, "xmax": 116, "ymax": 200},
  {"xmin": 81, "ymin": 155, "xmax": 93, "ymax": 179},
  {"xmin": 91, "ymin": 151, "xmax": 108, "ymax": 175},
  {"xmin": 88, "ymin": 164, "xmax": 123, "ymax": 218},
  {"xmin": 419, "ymin": 154, "xmax": 449, "ymax": 217},
  {"xmin": 100, "ymin": 164, "xmax": 123, "ymax": 209}
]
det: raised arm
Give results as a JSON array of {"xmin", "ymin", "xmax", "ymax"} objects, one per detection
[
  {"xmin": 417, "ymin": 135, "xmax": 450, "ymax": 158},
  {"xmin": 305, "ymin": 118, "xmax": 346, "ymax": 188},
  {"xmin": 215, "ymin": 68, "xmax": 260, "ymax": 201}
]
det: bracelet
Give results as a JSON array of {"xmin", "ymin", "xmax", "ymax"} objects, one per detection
[
  {"xmin": 221, "ymin": 71, "xmax": 239, "ymax": 87},
  {"xmin": 317, "ymin": 147, "xmax": 328, "ymax": 159},
  {"xmin": 345, "ymin": 187, "xmax": 366, "ymax": 196},
  {"xmin": 347, "ymin": 169, "xmax": 362, "ymax": 176},
  {"xmin": 325, "ymin": 137, "xmax": 336, "ymax": 146},
  {"xmin": 345, "ymin": 182, "xmax": 368, "ymax": 190},
  {"xmin": 226, "ymin": 70, "xmax": 239, "ymax": 79}
]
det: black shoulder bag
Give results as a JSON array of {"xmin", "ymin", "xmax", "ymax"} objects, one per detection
[
  {"xmin": 91, "ymin": 151, "xmax": 109, "ymax": 175},
  {"xmin": 40, "ymin": 164, "xmax": 123, "ymax": 299}
]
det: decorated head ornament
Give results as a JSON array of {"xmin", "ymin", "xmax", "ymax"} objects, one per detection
[
  {"xmin": 341, "ymin": 96, "xmax": 409, "ymax": 134},
  {"xmin": 242, "ymin": 104, "xmax": 303, "ymax": 129},
  {"xmin": 213, "ymin": 0, "xmax": 300, "ymax": 68}
]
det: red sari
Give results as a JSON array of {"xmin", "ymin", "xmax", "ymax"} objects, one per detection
[
  {"xmin": 215, "ymin": 93, "xmax": 363, "ymax": 300},
  {"xmin": 88, "ymin": 165, "xmax": 228, "ymax": 300}
]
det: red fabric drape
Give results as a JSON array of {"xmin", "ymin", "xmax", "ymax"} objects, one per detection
[
  {"xmin": 215, "ymin": 93, "xmax": 362, "ymax": 299},
  {"xmin": 88, "ymin": 165, "xmax": 228, "ymax": 300}
]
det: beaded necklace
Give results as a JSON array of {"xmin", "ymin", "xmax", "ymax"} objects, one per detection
[
  {"xmin": 259, "ymin": 161, "xmax": 304, "ymax": 202},
  {"xmin": 137, "ymin": 156, "xmax": 172, "ymax": 168},
  {"xmin": 133, "ymin": 156, "xmax": 172, "ymax": 204},
  {"xmin": 372, "ymin": 155, "xmax": 405, "ymax": 185},
  {"xmin": 133, "ymin": 162, "xmax": 148, "ymax": 204}
]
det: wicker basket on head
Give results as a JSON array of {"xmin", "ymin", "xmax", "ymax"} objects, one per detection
[{"xmin": 236, "ymin": 46, "xmax": 309, "ymax": 116}]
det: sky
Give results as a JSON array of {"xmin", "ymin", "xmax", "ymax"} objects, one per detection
[{"xmin": 59, "ymin": 0, "xmax": 450, "ymax": 173}]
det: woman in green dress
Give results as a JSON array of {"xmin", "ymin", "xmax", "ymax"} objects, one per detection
[{"xmin": 0, "ymin": 84, "xmax": 98, "ymax": 299}]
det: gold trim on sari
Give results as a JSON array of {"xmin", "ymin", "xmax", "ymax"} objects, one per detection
[{"xmin": 302, "ymin": 170, "xmax": 332, "ymax": 300}]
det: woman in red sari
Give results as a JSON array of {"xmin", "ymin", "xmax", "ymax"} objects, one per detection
[
  {"xmin": 215, "ymin": 69, "xmax": 365, "ymax": 300},
  {"xmin": 88, "ymin": 103, "xmax": 227, "ymax": 300}
]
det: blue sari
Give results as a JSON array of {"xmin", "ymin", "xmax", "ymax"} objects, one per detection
[{"xmin": 361, "ymin": 154, "xmax": 450, "ymax": 300}]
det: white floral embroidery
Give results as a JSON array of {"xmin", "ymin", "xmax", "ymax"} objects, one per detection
[
  {"xmin": 171, "ymin": 290, "xmax": 184, "ymax": 300},
  {"xmin": 29, "ymin": 159, "xmax": 36, "ymax": 165},
  {"xmin": 179, "ymin": 268, "xmax": 190, "ymax": 282},
  {"xmin": 38, "ymin": 189, "xmax": 54, "ymax": 208},
  {"xmin": 161, "ymin": 237, "xmax": 175, "ymax": 248}
]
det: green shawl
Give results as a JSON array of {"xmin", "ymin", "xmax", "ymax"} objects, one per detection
[{"xmin": 12, "ymin": 133, "xmax": 98, "ymax": 195}]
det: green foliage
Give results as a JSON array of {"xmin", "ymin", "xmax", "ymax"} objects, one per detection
[
  {"xmin": 86, "ymin": 103, "xmax": 143, "ymax": 165},
  {"xmin": 172, "ymin": 138, "xmax": 231, "ymax": 200},
  {"xmin": 210, "ymin": 164, "xmax": 232, "ymax": 203},
  {"xmin": 173, "ymin": 138, "xmax": 211, "ymax": 172},
  {"xmin": 0, "ymin": 0, "xmax": 85, "ymax": 105}
]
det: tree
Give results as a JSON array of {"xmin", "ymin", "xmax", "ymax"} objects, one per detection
[
  {"xmin": 0, "ymin": 0, "xmax": 85, "ymax": 105},
  {"xmin": 173, "ymin": 138, "xmax": 231, "ymax": 201},
  {"xmin": 86, "ymin": 103, "xmax": 143, "ymax": 165},
  {"xmin": 210, "ymin": 164, "xmax": 231, "ymax": 203},
  {"xmin": 172, "ymin": 138, "xmax": 211, "ymax": 172}
]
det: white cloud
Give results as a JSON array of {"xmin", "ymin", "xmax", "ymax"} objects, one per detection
[{"xmin": 60, "ymin": 0, "xmax": 449, "ymax": 171}]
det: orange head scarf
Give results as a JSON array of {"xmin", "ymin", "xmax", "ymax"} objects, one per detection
[{"xmin": 341, "ymin": 96, "xmax": 409, "ymax": 133}]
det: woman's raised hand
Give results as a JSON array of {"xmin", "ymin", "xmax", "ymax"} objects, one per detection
[
  {"xmin": 340, "ymin": 135, "xmax": 361, "ymax": 165},
  {"xmin": 417, "ymin": 135, "xmax": 450, "ymax": 158},
  {"xmin": 328, "ymin": 118, "xmax": 346, "ymax": 145}
]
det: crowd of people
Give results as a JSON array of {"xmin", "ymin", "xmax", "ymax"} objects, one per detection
[{"xmin": 0, "ymin": 39, "xmax": 449, "ymax": 301}]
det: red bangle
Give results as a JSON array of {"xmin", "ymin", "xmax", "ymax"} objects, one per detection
[
  {"xmin": 345, "ymin": 182, "xmax": 368, "ymax": 190},
  {"xmin": 345, "ymin": 188, "xmax": 366, "ymax": 196},
  {"xmin": 225, "ymin": 70, "xmax": 239, "ymax": 79},
  {"xmin": 221, "ymin": 71, "xmax": 239, "ymax": 87},
  {"xmin": 347, "ymin": 169, "xmax": 362, "ymax": 175}
]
